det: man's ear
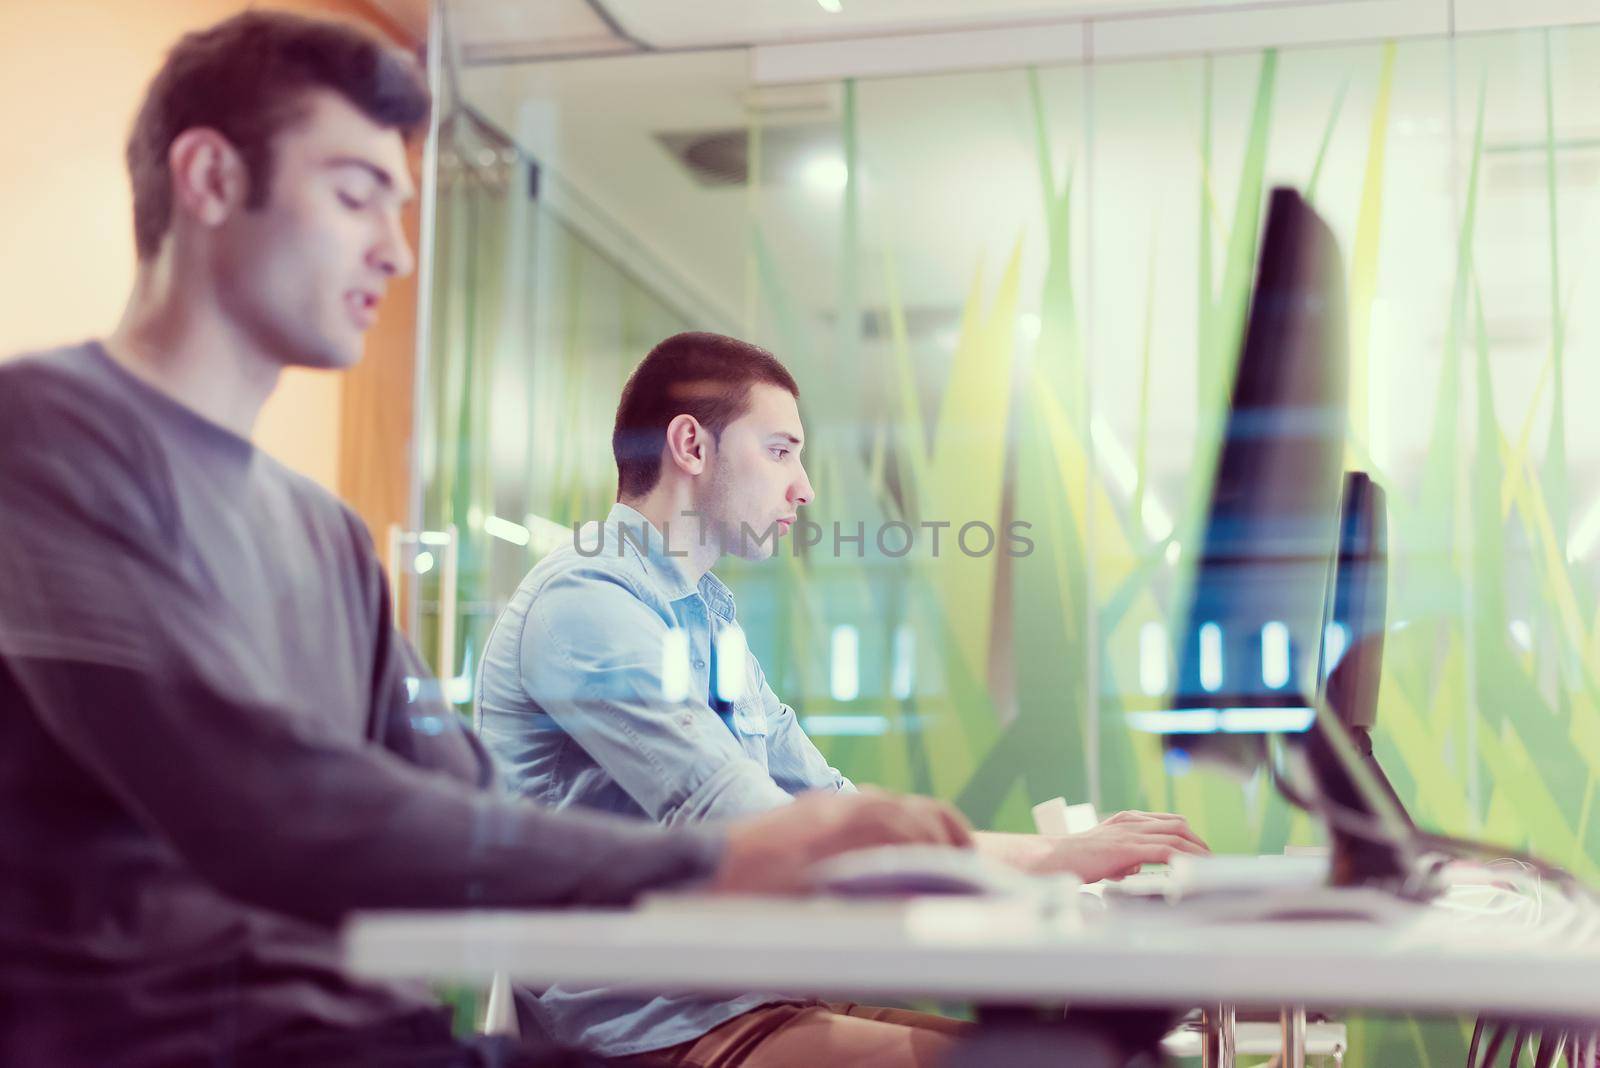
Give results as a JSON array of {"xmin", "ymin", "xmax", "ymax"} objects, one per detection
[
  {"xmin": 663, "ymin": 413, "xmax": 708, "ymax": 477},
  {"xmin": 168, "ymin": 127, "xmax": 250, "ymax": 232}
]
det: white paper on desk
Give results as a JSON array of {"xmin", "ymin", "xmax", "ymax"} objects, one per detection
[{"xmin": 1032, "ymin": 797, "xmax": 1098, "ymax": 836}]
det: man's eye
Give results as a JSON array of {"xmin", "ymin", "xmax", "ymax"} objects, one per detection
[
  {"xmin": 337, "ymin": 191, "xmax": 369, "ymax": 209},
  {"xmin": 772, "ymin": 449, "xmax": 789, "ymax": 460}
]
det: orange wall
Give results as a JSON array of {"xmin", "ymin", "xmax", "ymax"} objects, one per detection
[{"xmin": 0, "ymin": 0, "xmax": 419, "ymax": 494}]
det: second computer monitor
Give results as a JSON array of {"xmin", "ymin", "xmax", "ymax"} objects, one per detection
[{"xmin": 1318, "ymin": 471, "xmax": 1386, "ymax": 736}]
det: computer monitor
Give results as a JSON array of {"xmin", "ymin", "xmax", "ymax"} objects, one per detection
[
  {"xmin": 1144, "ymin": 186, "xmax": 1349, "ymax": 772},
  {"xmin": 1128, "ymin": 188, "xmax": 1427, "ymax": 889},
  {"xmin": 1297, "ymin": 470, "xmax": 1414, "ymax": 884}
]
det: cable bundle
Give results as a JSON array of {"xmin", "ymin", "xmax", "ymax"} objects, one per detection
[{"xmin": 1468, "ymin": 1018, "xmax": 1598, "ymax": 1067}]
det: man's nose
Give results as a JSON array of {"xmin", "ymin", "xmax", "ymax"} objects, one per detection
[
  {"xmin": 790, "ymin": 463, "xmax": 814, "ymax": 507},
  {"xmin": 371, "ymin": 210, "xmax": 415, "ymax": 279}
]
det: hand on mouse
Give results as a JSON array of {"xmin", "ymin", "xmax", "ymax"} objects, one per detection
[{"xmin": 711, "ymin": 788, "xmax": 974, "ymax": 895}]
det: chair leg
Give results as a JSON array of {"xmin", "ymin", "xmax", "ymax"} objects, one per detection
[
  {"xmin": 1202, "ymin": 1004, "xmax": 1237, "ymax": 1068},
  {"xmin": 481, "ymin": 970, "xmax": 521, "ymax": 1038},
  {"xmin": 1280, "ymin": 1006, "xmax": 1306, "ymax": 1068}
]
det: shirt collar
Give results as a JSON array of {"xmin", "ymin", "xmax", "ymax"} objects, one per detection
[{"xmin": 605, "ymin": 502, "xmax": 738, "ymax": 621}]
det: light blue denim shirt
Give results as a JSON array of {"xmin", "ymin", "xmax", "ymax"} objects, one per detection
[{"xmin": 476, "ymin": 502, "xmax": 853, "ymax": 1057}]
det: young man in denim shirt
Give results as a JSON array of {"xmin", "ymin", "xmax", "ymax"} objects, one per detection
[{"xmin": 477, "ymin": 332, "xmax": 1208, "ymax": 1066}]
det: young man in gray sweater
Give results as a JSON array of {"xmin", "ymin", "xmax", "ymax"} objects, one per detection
[{"xmin": 0, "ymin": 15, "xmax": 968, "ymax": 1067}]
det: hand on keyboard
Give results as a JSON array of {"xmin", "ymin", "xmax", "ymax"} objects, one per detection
[
  {"xmin": 1038, "ymin": 810, "xmax": 1210, "ymax": 883},
  {"xmin": 713, "ymin": 789, "xmax": 975, "ymax": 895}
]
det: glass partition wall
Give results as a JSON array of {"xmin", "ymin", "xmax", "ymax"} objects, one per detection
[{"xmin": 416, "ymin": 18, "xmax": 1600, "ymax": 1060}]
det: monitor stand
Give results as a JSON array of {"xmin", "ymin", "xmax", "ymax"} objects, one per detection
[{"xmin": 1297, "ymin": 714, "xmax": 1413, "ymax": 889}]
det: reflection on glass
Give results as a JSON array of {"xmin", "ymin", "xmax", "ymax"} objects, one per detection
[
  {"xmin": 660, "ymin": 629, "xmax": 690, "ymax": 703},
  {"xmin": 829, "ymin": 625, "xmax": 860, "ymax": 703}
]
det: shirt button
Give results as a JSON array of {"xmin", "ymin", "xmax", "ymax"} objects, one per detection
[
  {"xmin": 693, "ymin": 659, "xmax": 705, "ymax": 669},
  {"xmin": 679, "ymin": 714, "xmax": 694, "ymax": 728}
]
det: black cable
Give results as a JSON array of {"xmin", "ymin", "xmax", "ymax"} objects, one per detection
[
  {"xmin": 1533, "ymin": 1029, "xmax": 1559, "ymax": 1068},
  {"xmin": 1269, "ymin": 741, "xmax": 1595, "ymax": 903},
  {"xmin": 1268, "ymin": 752, "xmax": 1394, "ymax": 848},
  {"xmin": 1270, "ymin": 744, "xmax": 1597, "ymax": 1068},
  {"xmin": 1411, "ymin": 829, "xmax": 1590, "ymax": 897},
  {"xmin": 1268, "ymin": 741, "xmax": 1405, "ymax": 851},
  {"xmin": 1267, "ymin": 752, "xmax": 1435, "ymax": 899},
  {"xmin": 1469, "ymin": 1017, "xmax": 1488, "ymax": 1068},
  {"xmin": 1268, "ymin": 753, "xmax": 1318, "ymax": 812},
  {"xmin": 580, "ymin": 0, "xmax": 653, "ymax": 50},
  {"xmin": 1482, "ymin": 1023, "xmax": 1509, "ymax": 1066}
]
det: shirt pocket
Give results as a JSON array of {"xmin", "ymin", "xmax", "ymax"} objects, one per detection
[{"xmin": 730, "ymin": 693, "xmax": 769, "ymax": 763}]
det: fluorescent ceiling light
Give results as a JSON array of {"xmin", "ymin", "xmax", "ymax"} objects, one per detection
[
  {"xmin": 1138, "ymin": 621, "xmax": 1168, "ymax": 697},
  {"xmin": 801, "ymin": 154, "xmax": 848, "ymax": 191},
  {"xmin": 716, "ymin": 626, "xmax": 748, "ymax": 701},
  {"xmin": 830, "ymin": 624, "xmax": 860, "ymax": 702},
  {"xmin": 1261, "ymin": 621, "xmax": 1290, "ymax": 690},
  {"xmin": 802, "ymin": 715, "xmax": 891, "ymax": 736},
  {"xmin": 1128, "ymin": 709, "xmax": 1218, "ymax": 734},
  {"xmin": 1128, "ymin": 706, "xmax": 1317, "ymax": 735},
  {"xmin": 1198, "ymin": 622, "xmax": 1223, "ymax": 692},
  {"xmin": 483, "ymin": 514, "xmax": 531, "ymax": 547},
  {"xmin": 891, "ymin": 624, "xmax": 915, "ymax": 701},
  {"xmin": 660, "ymin": 629, "xmax": 690, "ymax": 703}
]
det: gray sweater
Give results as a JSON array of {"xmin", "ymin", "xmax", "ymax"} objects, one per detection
[{"xmin": 0, "ymin": 342, "xmax": 722, "ymax": 1066}]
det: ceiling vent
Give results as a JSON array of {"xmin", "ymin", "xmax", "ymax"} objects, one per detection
[
  {"xmin": 1484, "ymin": 132, "xmax": 1600, "ymax": 190},
  {"xmin": 656, "ymin": 121, "xmax": 843, "ymax": 188}
]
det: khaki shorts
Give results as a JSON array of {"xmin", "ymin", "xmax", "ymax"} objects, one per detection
[{"xmin": 617, "ymin": 1001, "xmax": 971, "ymax": 1068}]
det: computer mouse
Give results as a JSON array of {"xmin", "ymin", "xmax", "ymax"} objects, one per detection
[{"xmin": 806, "ymin": 845, "xmax": 1039, "ymax": 898}]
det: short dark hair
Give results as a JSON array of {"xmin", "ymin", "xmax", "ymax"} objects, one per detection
[
  {"xmin": 126, "ymin": 10, "xmax": 430, "ymax": 260},
  {"xmin": 613, "ymin": 332, "xmax": 801, "ymax": 500}
]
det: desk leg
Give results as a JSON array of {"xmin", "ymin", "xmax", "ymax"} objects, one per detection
[
  {"xmin": 1201, "ymin": 1004, "xmax": 1236, "ymax": 1068},
  {"xmin": 1280, "ymin": 1006, "xmax": 1306, "ymax": 1068}
]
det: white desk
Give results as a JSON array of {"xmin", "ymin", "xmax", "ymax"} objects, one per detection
[{"xmin": 345, "ymin": 885, "xmax": 1600, "ymax": 1022}]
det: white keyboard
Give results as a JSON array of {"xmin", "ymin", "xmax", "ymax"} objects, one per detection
[{"xmin": 1101, "ymin": 853, "xmax": 1330, "ymax": 902}]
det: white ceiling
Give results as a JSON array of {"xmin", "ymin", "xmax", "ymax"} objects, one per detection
[
  {"xmin": 374, "ymin": 0, "xmax": 1339, "ymax": 62},
  {"xmin": 463, "ymin": 31, "xmax": 1600, "ymax": 444},
  {"xmin": 586, "ymin": 0, "xmax": 1309, "ymax": 48},
  {"xmin": 380, "ymin": 0, "xmax": 1600, "ymax": 502}
]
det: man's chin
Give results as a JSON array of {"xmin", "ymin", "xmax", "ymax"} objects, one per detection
[
  {"xmin": 726, "ymin": 531, "xmax": 782, "ymax": 562},
  {"xmin": 293, "ymin": 337, "xmax": 365, "ymax": 370},
  {"xmin": 732, "ymin": 542, "xmax": 777, "ymax": 563}
]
